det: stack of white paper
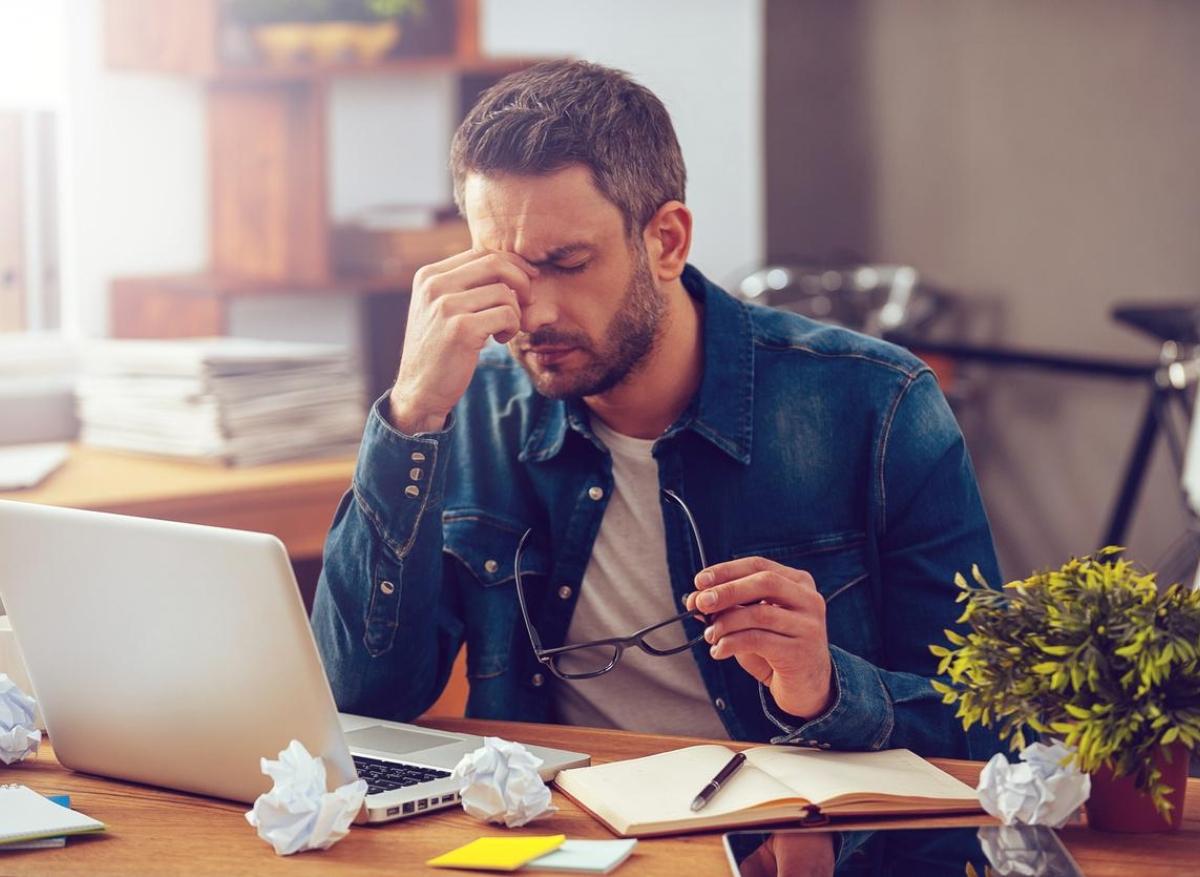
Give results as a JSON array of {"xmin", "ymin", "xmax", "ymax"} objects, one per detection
[{"xmin": 76, "ymin": 338, "xmax": 366, "ymax": 467}]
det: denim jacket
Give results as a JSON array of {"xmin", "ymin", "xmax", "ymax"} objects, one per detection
[{"xmin": 312, "ymin": 265, "xmax": 1002, "ymax": 758}]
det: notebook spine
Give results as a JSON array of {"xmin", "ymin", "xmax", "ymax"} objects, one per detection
[{"xmin": 799, "ymin": 805, "xmax": 830, "ymax": 827}]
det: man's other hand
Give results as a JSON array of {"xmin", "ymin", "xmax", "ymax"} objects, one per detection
[{"xmin": 685, "ymin": 556, "xmax": 834, "ymax": 721}]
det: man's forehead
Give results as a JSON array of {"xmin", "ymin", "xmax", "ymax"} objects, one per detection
[{"xmin": 462, "ymin": 168, "xmax": 620, "ymax": 259}]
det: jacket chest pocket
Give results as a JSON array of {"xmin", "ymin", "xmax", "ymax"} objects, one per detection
[
  {"xmin": 443, "ymin": 511, "xmax": 550, "ymax": 680},
  {"xmin": 733, "ymin": 534, "xmax": 880, "ymax": 664}
]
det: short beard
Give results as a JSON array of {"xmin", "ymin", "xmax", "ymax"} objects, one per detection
[{"xmin": 519, "ymin": 243, "xmax": 666, "ymax": 400}]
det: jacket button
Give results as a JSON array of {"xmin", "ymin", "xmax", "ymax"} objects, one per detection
[
  {"xmin": 379, "ymin": 580, "xmax": 395, "ymax": 595},
  {"xmin": 409, "ymin": 467, "xmax": 423, "ymax": 480},
  {"xmin": 531, "ymin": 673, "xmax": 545, "ymax": 687},
  {"xmin": 558, "ymin": 585, "xmax": 573, "ymax": 600},
  {"xmin": 587, "ymin": 486, "xmax": 604, "ymax": 501},
  {"xmin": 404, "ymin": 485, "xmax": 420, "ymax": 498},
  {"xmin": 484, "ymin": 559, "xmax": 499, "ymax": 574},
  {"xmin": 714, "ymin": 697, "xmax": 727, "ymax": 711},
  {"xmin": 411, "ymin": 451, "xmax": 426, "ymax": 462}
]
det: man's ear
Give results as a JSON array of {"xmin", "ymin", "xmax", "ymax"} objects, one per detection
[{"xmin": 642, "ymin": 201, "xmax": 692, "ymax": 282}]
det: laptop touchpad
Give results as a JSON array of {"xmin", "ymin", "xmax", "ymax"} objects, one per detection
[{"xmin": 345, "ymin": 725, "xmax": 463, "ymax": 755}]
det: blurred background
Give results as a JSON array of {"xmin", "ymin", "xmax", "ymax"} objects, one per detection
[{"xmin": 2, "ymin": 0, "xmax": 1199, "ymax": 611}]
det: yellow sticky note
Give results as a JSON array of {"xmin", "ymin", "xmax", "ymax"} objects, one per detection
[{"xmin": 427, "ymin": 835, "xmax": 567, "ymax": 871}]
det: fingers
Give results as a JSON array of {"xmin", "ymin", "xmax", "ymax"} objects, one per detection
[
  {"xmin": 702, "ymin": 603, "xmax": 807, "ymax": 645},
  {"xmin": 707, "ymin": 629, "xmax": 795, "ymax": 663},
  {"xmin": 435, "ymin": 282, "xmax": 520, "ymax": 319},
  {"xmin": 414, "ymin": 247, "xmax": 487, "ymax": 279},
  {"xmin": 448, "ymin": 304, "xmax": 522, "ymax": 350},
  {"xmin": 418, "ymin": 250, "xmax": 539, "ymax": 305},
  {"xmin": 695, "ymin": 555, "xmax": 805, "ymax": 589},
  {"xmin": 693, "ymin": 568, "xmax": 818, "ymax": 614}
]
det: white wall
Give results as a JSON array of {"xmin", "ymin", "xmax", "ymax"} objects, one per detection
[
  {"xmin": 481, "ymin": 0, "xmax": 765, "ymax": 288},
  {"xmin": 63, "ymin": 0, "xmax": 208, "ymax": 337},
  {"xmin": 329, "ymin": 73, "xmax": 458, "ymax": 220}
]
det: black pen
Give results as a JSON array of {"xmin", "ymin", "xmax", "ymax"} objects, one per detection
[{"xmin": 690, "ymin": 751, "xmax": 747, "ymax": 812}]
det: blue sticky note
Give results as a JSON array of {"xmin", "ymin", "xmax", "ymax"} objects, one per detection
[{"xmin": 525, "ymin": 839, "xmax": 638, "ymax": 873}]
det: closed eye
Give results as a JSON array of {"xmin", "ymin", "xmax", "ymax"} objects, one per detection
[{"xmin": 551, "ymin": 261, "xmax": 589, "ymax": 275}]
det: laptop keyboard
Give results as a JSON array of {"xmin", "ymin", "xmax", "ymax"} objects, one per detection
[{"xmin": 353, "ymin": 755, "xmax": 452, "ymax": 796}]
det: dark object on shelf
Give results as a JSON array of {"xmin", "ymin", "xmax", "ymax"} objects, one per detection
[
  {"xmin": 332, "ymin": 216, "xmax": 471, "ymax": 279},
  {"xmin": 733, "ymin": 263, "xmax": 947, "ymax": 338},
  {"xmin": 1112, "ymin": 303, "xmax": 1200, "ymax": 347}
]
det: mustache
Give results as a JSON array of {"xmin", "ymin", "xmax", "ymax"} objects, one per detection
[{"xmin": 520, "ymin": 328, "xmax": 591, "ymax": 350}]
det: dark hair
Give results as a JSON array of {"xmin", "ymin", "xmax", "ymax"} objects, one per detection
[{"xmin": 450, "ymin": 59, "xmax": 687, "ymax": 236}]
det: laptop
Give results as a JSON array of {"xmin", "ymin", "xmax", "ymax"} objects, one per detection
[{"xmin": 0, "ymin": 500, "xmax": 589, "ymax": 823}]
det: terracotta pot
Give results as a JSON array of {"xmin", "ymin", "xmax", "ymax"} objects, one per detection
[
  {"xmin": 252, "ymin": 20, "xmax": 403, "ymax": 66},
  {"xmin": 1086, "ymin": 742, "xmax": 1191, "ymax": 832},
  {"xmin": 251, "ymin": 23, "xmax": 313, "ymax": 65},
  {"xmin": 345, "ymin": 21, "xmax": 402, "ymax": 63},
  {"xmin": 307, "ymin": 21, "xmax": 358, "ymax": 64}
]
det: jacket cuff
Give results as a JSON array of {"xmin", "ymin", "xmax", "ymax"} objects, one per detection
[
  {"xmin": 760, "ymin": 645, "xmax": 894, "ymax": 750},
  {"xmin": 352, "ymin": 393, "xmax": 454, "ymax": 560}
]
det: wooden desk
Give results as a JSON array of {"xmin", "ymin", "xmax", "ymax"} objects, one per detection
[
  {"xmin": 2, "ymin": 718, "xmax": 1197, "ymax": 876},
  {"xmin": 0, "ymin": 445, "xmax": 356, "ymax": 560}
]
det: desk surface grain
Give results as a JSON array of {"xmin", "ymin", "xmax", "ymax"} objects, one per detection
[
  {"xmin": 1, "ymin": 718, "xmax": 1196, "ymax": 876},
  {"xmin": 0, "ymin": 445, "xmax": 356, "ymax": 558}
]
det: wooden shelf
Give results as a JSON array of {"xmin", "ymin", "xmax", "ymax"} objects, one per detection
[
  {"xmin": 103, "ymin": 0, "xmax": 538, "ymax": 397},
  {"xmin": 114, "ymin": 272, "xmax": 413, "ymax": 299},
  {"xmin": 110, "ymin": 272, "xmax": 416, "ymax": 339},
  {"xmin": 207, "ymin": 55, "xmax": 542, "ymax": 84}
]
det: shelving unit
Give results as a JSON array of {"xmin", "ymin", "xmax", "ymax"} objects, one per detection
[{"xmin": 102, "ymin": 0, "xmax": 538, "ymax": 390}]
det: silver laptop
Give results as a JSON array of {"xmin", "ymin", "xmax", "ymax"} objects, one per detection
[{"xmin": 0, "ymin": 500, "xmax": 588, "ymax": 823}]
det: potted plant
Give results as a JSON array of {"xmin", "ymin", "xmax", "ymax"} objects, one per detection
[
  {"xmin": 930, "ymin": 548, "xmax": 1200, "ymax": 832},
  {"xmin": 227, "ymin": 0, "xmax": 425, "ymax": 65}
]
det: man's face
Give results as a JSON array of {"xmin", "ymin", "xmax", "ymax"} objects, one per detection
[{"xmin": 463, "ymin": 166, "xmax": 665, "ymax": 400}]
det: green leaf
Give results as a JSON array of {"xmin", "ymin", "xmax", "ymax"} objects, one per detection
[{"xmin": 1039, "ymin": 643, "xmax": 1073, "ymax": 656}]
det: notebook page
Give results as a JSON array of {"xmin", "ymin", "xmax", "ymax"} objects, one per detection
[
  {"xmin": 557, "ymin": 745, "xmax": 801, "ymax": 828},
  {"xmin": 0, "ymin": 785, "xmax": 105, "ymax": 842},
  {"xmin": 744, "ymin": 747, "xmax": 976, "ymax": 807}
]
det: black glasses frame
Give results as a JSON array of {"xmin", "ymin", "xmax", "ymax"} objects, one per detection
[{"xmin": 513, "ymin": 488, "xmax": 711, "ymax": 681}]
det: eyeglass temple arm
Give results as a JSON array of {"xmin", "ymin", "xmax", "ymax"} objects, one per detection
[
  {"xmin": 663, "ymin": 489, "xmax": 709, "ymax": 570},
  {"xmin": 514, "ymin": 529, "xmax": 546, "ymax": 653}
]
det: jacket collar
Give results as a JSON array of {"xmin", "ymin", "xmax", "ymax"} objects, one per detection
[{"xmin": 520, "ymin": 264, "xmax": 755, "ymax": 465}]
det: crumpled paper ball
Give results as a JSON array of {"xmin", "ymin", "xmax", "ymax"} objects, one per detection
[
  {"xmin": 245, "ymin": 740, "xmax": 368, "ymax": 856},
  {"xmin": 0, "ymin": 673, "xmax": 41, "ymax": 765},
  {"xmin": 978, "ymin": 740, "xmax": 1091, "ymax": 828},
  {"xmin": 451, "ymin": 736, "xmax": 556, "ymax": 828}
]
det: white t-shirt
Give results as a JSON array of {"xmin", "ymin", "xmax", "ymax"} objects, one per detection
[{"xmin": 552, "ymin": 417, "xmax": 729, "ymax": 739}]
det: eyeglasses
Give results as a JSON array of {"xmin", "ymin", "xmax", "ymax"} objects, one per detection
[{"xmin": 514, "ymin": 488, "xmax": 711, "ymax": 681}]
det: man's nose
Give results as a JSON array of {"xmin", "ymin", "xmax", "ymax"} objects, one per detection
[{"xmin": 518, "ymin": 278, "xmax": 559, "ymax": 335}]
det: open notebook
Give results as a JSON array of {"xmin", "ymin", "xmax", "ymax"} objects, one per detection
[
  {"xmin": 0, "ymin": 785, "xmax": 106, "ymax": 845},
  {"xmin": 554, "ymin": 745, "xmax": 980, "ymax": 837}
]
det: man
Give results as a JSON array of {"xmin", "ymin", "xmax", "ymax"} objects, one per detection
[{"xmin": 312, "ymin": 59, "xmax": 1000, "ymax": 756}]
